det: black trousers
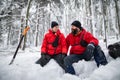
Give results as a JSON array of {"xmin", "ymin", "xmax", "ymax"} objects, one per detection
[
  {"xmin": 38, "ymin": 54, "xmax": 65, "ymax": 69},
  {"xmin": 64, "ymin": 45, "xmax": 108, "ymax": 74}
]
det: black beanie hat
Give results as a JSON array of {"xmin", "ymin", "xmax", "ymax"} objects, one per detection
[
  {"xmin": 71, "ymin": 20, "xmax": 82, "ymax": 30},
  {"xmin": 51, "ymin": 21, "xmax": 58, "ymax": 28}
]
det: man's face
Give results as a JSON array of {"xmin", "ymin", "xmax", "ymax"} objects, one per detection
[
  {"xmin": 71, "ymin": 25, "xmax": 80, "ymax": 35},
  {"xmin": 71, "ymin": 25, "xmax": 77, "ymax": 30},
  {"xmin": 52, "ymin": 26, "xmax": 59, "ymax": 32}
]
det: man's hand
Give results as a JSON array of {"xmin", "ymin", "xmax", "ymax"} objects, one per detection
[
  {"xmin": 84, "ymin": 43, "xmax": 95, "ymax": 61},
  {"xmin": 86, "ymin": 43, "xmax": 95, "ymax": 54}
]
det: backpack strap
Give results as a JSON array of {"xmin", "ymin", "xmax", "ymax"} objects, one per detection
[
  {"xmin": 71, "ymin": 31, "xmax": 88, "ymax": 47},
  {"xmin": 52, "ymin": 35, "xmax": 59, "ymax": 47},
  {"xmin": 80, "ymin": 31, "xmax": 88, "ymax": 47},
  {"xmin": 71, "ymin": 32, "xmax": 84, "ymax": 46}
]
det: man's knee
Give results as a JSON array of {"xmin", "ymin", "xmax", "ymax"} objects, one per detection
[
  {"xmin": 95, "ymin": 45, "xmax": 101, "ymax": 52},
  {"xmin": 64, "ymin": 56, "xmax": 73, "ymax": 65},
  {"xmin": 84, "ymin": 51, "xmax": 93, "ymax": 61},
  {"xmin": 64, "ymin": 56, "xmax": 70, "ymax": 62}
]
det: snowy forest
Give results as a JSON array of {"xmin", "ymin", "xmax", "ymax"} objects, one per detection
[
  {"xmin": 0, "ymin": 0, "xmax": 120, "ymax": 80},
  {"xmin": 0, "ymin": 0, "xmax": 120, "ymax": 49}
]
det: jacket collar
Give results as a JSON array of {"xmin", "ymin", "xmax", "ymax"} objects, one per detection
[
  {"xmin": 49, "ymin": 29, "xmax": 61, "ymax": 36},
  {"xmin": 71, "ymin": 28, "xmax": 86, "ymax": 36}
]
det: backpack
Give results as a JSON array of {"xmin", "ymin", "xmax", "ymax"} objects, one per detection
[{"xmin": 108, "ymin": 42, "xmax": 120, "ymax": 59}]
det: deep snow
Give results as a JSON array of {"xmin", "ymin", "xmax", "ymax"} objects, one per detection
[{"xmin": 0, "ymin": 40, "xmax": 120, "ymax": 80}]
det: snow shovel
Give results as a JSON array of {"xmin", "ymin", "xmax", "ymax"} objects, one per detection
[{"xmin": 9, "ymin": 26, "xmax": 30, "ymax": 65}]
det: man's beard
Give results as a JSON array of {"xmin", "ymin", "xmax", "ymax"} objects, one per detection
[{"xmin": 71, "ymin": 29, "xmax": 78, "ymax": 35}]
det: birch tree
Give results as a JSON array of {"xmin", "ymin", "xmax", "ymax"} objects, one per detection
[{"xmin": 22, "ymin": 0, "xmax": 32, "ymax": 50}]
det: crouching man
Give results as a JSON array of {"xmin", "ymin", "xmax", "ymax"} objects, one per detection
[
  {"xmin": 64, "ymin": 20, "xmax": 108, "ymax": 74},
  {"xmin": 39, "ymin": 21, "xmax": 67, "ymax": 69}
]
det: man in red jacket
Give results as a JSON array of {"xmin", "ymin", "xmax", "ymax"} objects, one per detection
[
  {"xmin": 39, "ymin": 21, "xmax": 67, "ymax": 69},
  {"xmin": 64, "ymin": 20, "xmax": 108, "ymax": 74}
]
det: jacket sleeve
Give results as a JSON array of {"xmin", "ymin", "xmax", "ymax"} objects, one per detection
[
  {"xmin": 85, "ymin": 32, "xmax": 99, "ymax": 46},
  {"xmin": 41, "ymin": 34, "xmax": 47, "ymax": 53},
  {"xmin": 65, "ymin": 34, "xmax": 70, "ymax": 53},
  {"xmin": 60, "ymin": 34, "xmax": 67, "ymax": 54}
]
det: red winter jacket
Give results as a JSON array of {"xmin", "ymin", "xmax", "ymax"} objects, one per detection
[
  {"xmin": 41, "ymin": 29, "xmax": 67, "ymax": 55},
  {"xmin": 66, "ymin": 29, "xmax": 99, "ymax": 55}
]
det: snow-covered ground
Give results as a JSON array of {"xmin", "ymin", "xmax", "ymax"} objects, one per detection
[{"xmin": 0, "ymin": 40, "xmax": 120, "ymax": 80}]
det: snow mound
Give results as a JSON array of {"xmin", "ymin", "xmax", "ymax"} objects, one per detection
[{"xmin": 0, "ymin": 49, "xmax": 120, "ymax": 80}]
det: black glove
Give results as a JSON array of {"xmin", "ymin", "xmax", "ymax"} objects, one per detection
[
  {"xmin": 84, "ymin": 43, "xmax": 95, "ymax": 61},
  {"xmin": 41, "ymin": 53, "xmax": 51, "ymax": 60},
  {"xmin": 86, "ymin": 43, "xmax": 95, "ymax": 54},
  {"xmin": 41, "ymin": 52, "xmax": 46, "ymax": 58}
]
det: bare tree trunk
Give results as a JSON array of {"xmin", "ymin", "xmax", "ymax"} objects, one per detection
[
  {"xmin": 35, "ymin": 26, "xmax": 39, "ymax": 47},
  {"xmin": 20, "ymin": 16, "xmax": 24, "ymax": 48},
  {"xmin": 102, "ymin": 0, "xmax": 108, "ymax": 48},
  {"xmin": 7, "ymin": 26, "xmax": 11, "ymax": 45},
  {"xmin": 66, "ymin": 4, "xmax": 69, "ymax": 33},
  {"xmin": 114, "ymin": 0, "xmax": 120, "ymax": 39},
  {"xmin": 22, "ymin": 0, "xmax": 32, "ymax": 50},
  {"xmin": 42, "ymin": 8, "xmax": 45, "ymax": 44},
  {"xmin": 49, "ymin": 2, "xmax": 51, "ymax": 28},
  {"xmin": 87, "ymin": 0, "xmax": 92, "ymax": 33},
  {"xmin": 35, "ymin": 4, "xmax": 39, "ymax": 47},
  {"xmin": 91, "ymin": 0, "xmax": 96, "ymax": 36}
]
